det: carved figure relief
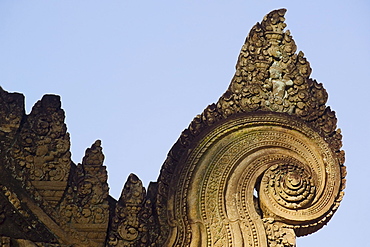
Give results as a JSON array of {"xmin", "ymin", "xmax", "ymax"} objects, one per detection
[{"xmin": 0, "ymin": 9, "xmax": 345, "ymax": 247}]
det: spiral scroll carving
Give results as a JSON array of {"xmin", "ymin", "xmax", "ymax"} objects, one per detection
[
  {"xmin": 263, "ymin": 162, "xmax": 315, "ymax": 210},
  {"xmin": 161, "ymin": 112, "xmax": 343, "ymax": 247}
]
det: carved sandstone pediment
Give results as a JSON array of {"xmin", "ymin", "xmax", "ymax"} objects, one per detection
[{"xmin": 0, "ymin": 9, "xmax": 345, "ymax": 247}]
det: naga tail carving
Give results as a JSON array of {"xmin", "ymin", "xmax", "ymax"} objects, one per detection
[{"xmin": 154, "ymin": 9, "xmax": 345, "ymax": 247}]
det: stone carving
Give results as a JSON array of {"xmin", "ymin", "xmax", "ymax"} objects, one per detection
[
  {"xmin": 159, "ymin": 113, "xmax": 343, "ymax": 246},
  {"xmin": 263, "ymin": 219, "xmax": 296, "ymax": 247},
  {"xmin": 9, "ymin": 94, "xmax": 71, "ymax": 207},
  {"xmin": 0, "ymin": 90, "xmax": 110, "ymax": 245},
  {"xmin": 0, "ymin": 8, "xmax": 345, "ymax": 247},
  {"xmin": 155, "ymin": 8, "xmax": 345, "ymax": 246},
  {"xmin": 107, "ymin": 173, "xmax": 158, "ymax": 247},
  {"xmin": 59, "ymin": 140, "xmax": 110, "ymax": 245},
  {"xmin": 0, "ymin": 184, "xmax": 57, "ymax": 243}
]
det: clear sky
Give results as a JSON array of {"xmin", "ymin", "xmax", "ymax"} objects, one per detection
[{"xmin": 1, "ymin": 1, "xmax": 369, "ymax": 246}]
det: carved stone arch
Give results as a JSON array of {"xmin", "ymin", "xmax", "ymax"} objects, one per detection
[{"xmin": 164, "ymin": 112, "xmax": 341, "ymax": 246}]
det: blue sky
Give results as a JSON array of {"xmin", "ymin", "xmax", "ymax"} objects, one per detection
[{"xmin": 1, "ymin": 1, "xmax": 369, "ymax": 246}]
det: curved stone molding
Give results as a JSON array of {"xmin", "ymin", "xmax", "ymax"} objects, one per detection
[{"xmin": 160, "ymin": 112, "xmax": 343, "ymax": 246}]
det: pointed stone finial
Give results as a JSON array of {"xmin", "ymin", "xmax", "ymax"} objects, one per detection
[
  {"xmin": 59, "ymin": 140, "xmax": 109, "ymax": 245},
  {"xmin": 183, "ymin": 8, "xmax": 341, "ymax": 152},
  {"xmin": 82, "ymin": 140, "xmax": 105, "ymax": 166},
  {"xmin": 217, "ymin": 8, "xmax": 326, "ymax": 119},
  {"xmin": 107, "ymin": 173, "xmax": 156, "ymax": 246}
]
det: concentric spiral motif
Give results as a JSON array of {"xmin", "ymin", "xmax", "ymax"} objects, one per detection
[
  {"xmin": 262, "ymin": 162, "xmax": 315, "ymax": 210},
  {"xmin": 118, "ymin": 223, "xmax": 138, "ymax": 241},
  {"xmin": 163, "ymin": 111, "xmax": 343, "ymax": 246}
]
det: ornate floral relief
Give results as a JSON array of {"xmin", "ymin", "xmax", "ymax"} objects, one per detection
[
  {"xmin": 164, "ymin": 8, "xmax": 336, "ymax": 145},
  {"xmin": 263, "ymin": 219, "xmax": 296, "ymax": 247},
  {"xmin": 0, "ymin": 89, "xmax": 111, "ymax": 245},
  {"xmin": 107, "ymin": 173, "xmax": 158, "ymax": 247},
  {"xmin": 59, "ymin": 140, "xmax": 109, "ymax": 245},
  {"xmin": 216, "ymin": 8, "xmax": 329, "ymax": 125},
  {"xmin": 6, "ymin": 95, "xmax": 72, "ymax": 208},
  {"xmin": 203, "ymin": 162, "xmax": 228, "ymax": 246}
]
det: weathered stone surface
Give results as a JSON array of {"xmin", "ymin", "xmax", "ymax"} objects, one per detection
[{"xmin": 0, "ymin": 9, "xmax": 345, "ymax": 247}]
